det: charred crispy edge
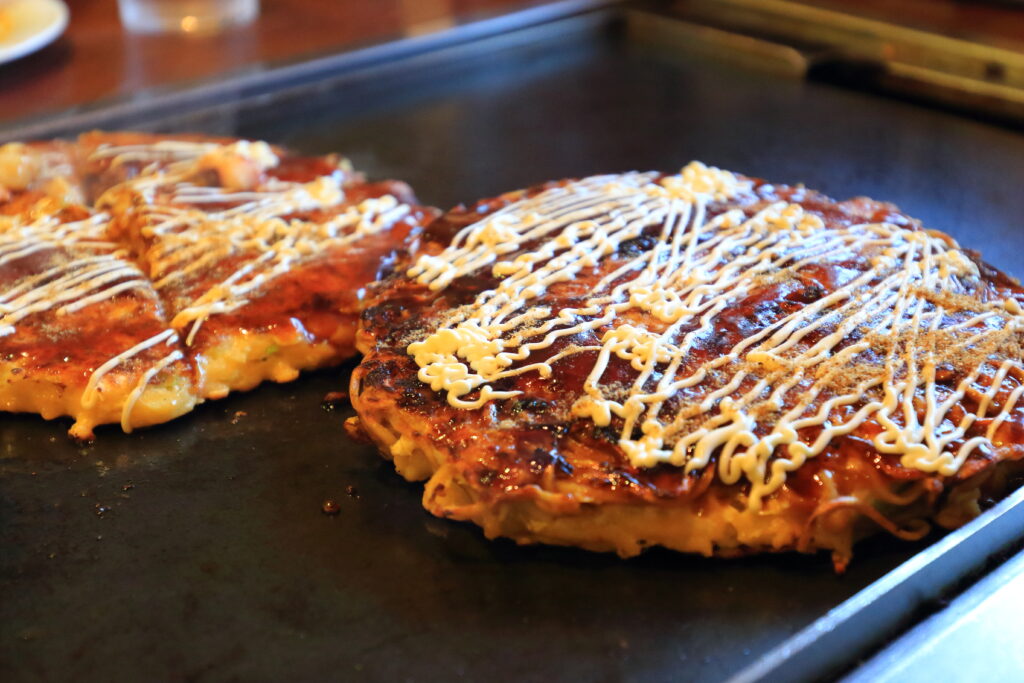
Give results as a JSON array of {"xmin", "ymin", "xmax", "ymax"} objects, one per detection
[
  {"xmin": 0, "ymin": 359, "xmax": 197, "ymax": 440},
  {"xmin": 353, "ymin": 178, "xmax": 1024, "ymax": 568},
  {"xmin": 351, "ymin": 353, "xmax": 961, "ymax": 568},
  {"xmin": 351, "ymin": 355, "xmax": 1024, "ymax": 568},
  {"xmin": 350, "ymin": 359, "xmax": 839, "ymax": 560}
]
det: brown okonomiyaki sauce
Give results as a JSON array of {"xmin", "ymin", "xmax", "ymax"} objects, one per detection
[{"xmin": 359, "ymin": 174, "xmax": 1024, "ymax": 516}]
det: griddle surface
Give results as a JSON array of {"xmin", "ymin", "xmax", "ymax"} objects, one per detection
[{"xmin": 4, "ymin": 18, "xmax": 1024, "ymax": 683}]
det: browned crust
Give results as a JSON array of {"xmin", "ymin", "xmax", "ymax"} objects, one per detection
[
  {"xmin": 96, "ymin": 138, "xmax": 439, "ymax": 400},
  {"xmin": 353, "ymin": 174, "xmax": 1024, "ymax": 569},
  {"xmin": 0, "ymin": 134, "xmax": 438, "ymax": 434},
  {"xmin": 0, "ymin": 190, "xmax": 198, "ymax": 438}
]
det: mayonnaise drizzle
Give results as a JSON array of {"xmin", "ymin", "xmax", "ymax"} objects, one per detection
[
  {"xmin": 93, "ymin": 140, "xmax": 283, "ymax": 204},
  {"xmin": 0, "ymin": 206, "xmax": 186, "ymax": 428},
  {"xmin": 0, "ymin": 138, "xmax": 407, "ymax": 433},
  {"xmin": 114, "ymin": 143, "xmax": 411, "ymax": 345},
  {"xmin": 82, "ymin": 328, "xmax": 179, "ymax": 408},
  {"xmin": 89, "ymin": 140, "xmax": 223, "ymax": 168},
  {"xmin": 406, "ymin": 162, "xmax": 1024, "ymax": 508},
  {"xmin": 121, "ymin": 345, "xmax": 184, "ymax": 432},
  {"xmin": 0, "ymin": 213, "xmax": 155, "ymax": 336}
]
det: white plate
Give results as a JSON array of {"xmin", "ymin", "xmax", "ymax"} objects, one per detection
[{"xmin": 0, "ymin": 0, "xmax": 68, "ymax": 65}]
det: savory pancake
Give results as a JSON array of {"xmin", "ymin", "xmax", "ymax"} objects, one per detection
[
  {"xmin": 76, "ymin": 131, "xmax": 290, "ymax": 203},
  {"xmin": 0, "ymin": 190, "xmax": 197, "ymax": 439},
  {"xmin": 0, "ymin": 132, "xmax": 434, "ymax": 435},
  {"xmin": 100, "ymin": 138, "xmax": 437, "ymax": 400},
  {"xmin": 352, "ymin": 163, "xmax": 1024, "ymax": 570}
]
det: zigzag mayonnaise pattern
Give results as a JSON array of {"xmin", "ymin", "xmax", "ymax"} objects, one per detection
[
  {"xmin": 108, "ymin": 142, "xmax": 411, "ymax": 345},
  {"xmin": 406, "ymin": 163, "xmax": 1024, "ymax": 508},
  {"xmin": 0, "ymin": 137, "xmax": 416, "ymax": 435},
  {"xmin": 0, "ymin": 209, "xmax": 184, "ymax": 429}
]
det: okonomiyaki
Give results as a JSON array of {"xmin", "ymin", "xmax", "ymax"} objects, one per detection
[
  {"xmin": 0, "ymin": 132, "xmax": 435, "ymax": 435},
  {"xmin": 352, "ymin": 162, "xmax": 1024, "ymax": 569},
  {"xmin": 99, "ymin": 137, "xmax": 437, "ymax": 400},
  {"xmin": 0, "ymin": 189, "xmax": 197, "ymax": 440},
  {"xmin": 76, "ymin": 131, "xmax": 271, "ymax": 203}
]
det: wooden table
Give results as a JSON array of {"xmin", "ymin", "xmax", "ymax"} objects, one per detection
[
  {"xmin": 4, "ymin": 0, "xmax": 1024, "ymax": 135},
  {"xmin": 0, "ymin": 0, "xmax": 551, "ymax": 132},
  {"xmin": 802, "ymin": 0, "xmax": 1024, "ymax": 50}
]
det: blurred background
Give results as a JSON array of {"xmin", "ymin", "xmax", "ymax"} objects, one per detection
[
  {"xmin": 2, "ymin": 0, "xmax": 1024, "ymax": 138},
  {"xmin": 0, "ymin": 0, "xmax": 567, "ymax": 136}
]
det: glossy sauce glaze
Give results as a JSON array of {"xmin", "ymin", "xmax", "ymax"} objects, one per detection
[
  {"xmin": 0, "ymin": 133, "xmax": 436, "ymax": 436},
  {"xmin": 0, "ymin": 189, "xmax": 193, "ymax": 435},
  {"xmin": 360, "ymin": 165, "xmax": 1024, "ymax": 514},
  {"xmin": 102, "ymin": 141, "xmax": 438, "ymax": 360}
]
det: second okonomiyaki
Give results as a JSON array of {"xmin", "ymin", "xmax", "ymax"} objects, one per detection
[
  {"xmin": 352, "ymin": 162, "xmax": 1024, "ymax": 569},
  {"xmin": 0, "ymin": 132, "xmax": 436, "ymax": 436},
  {"xmin": 98, "ymin": 136, "xmax": 437, "ymax": 400}
]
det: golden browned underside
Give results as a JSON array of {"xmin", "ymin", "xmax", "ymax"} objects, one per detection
[
  {"xmin": 352, "ymin": 373, "xmax": 1024, "ymax": 568},
  {"xmin": 0, "ymin": 361, "xmax": 197, "ymax": 440},
  {"xmin": 196, "ymin": 323, "xmax": 355, "ymax": 400}
]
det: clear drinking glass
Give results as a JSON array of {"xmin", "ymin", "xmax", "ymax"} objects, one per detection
[{"xmin": 117, "ymin": 0, "xmax": 259, "ymax": 35}]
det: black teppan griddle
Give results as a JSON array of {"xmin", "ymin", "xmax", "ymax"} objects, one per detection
[{"xmin": 4, "ymin": 5, "xmax": 1024, "ymax": 682}]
